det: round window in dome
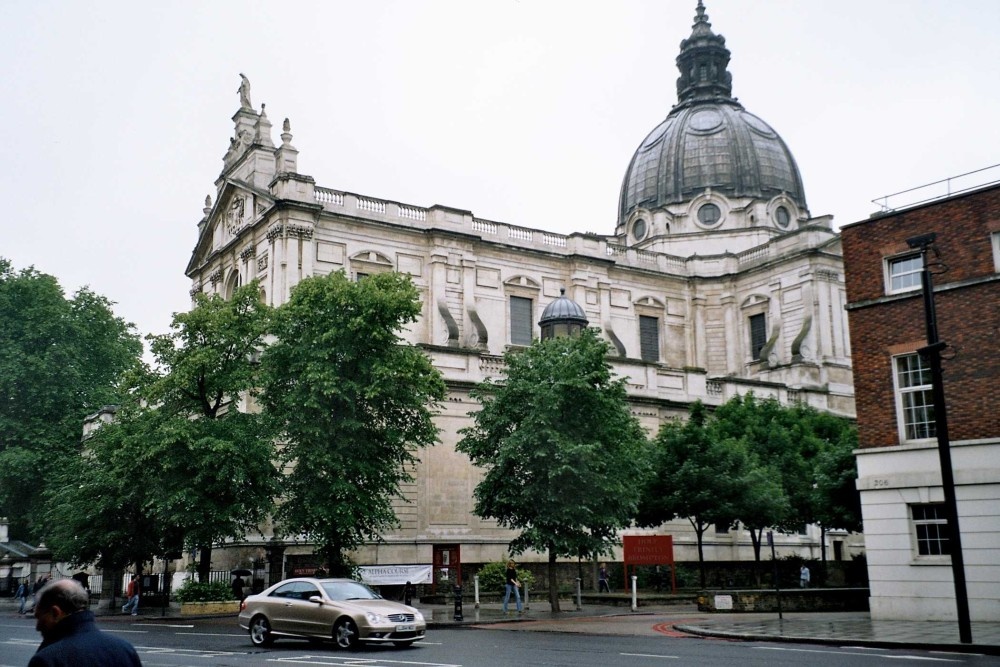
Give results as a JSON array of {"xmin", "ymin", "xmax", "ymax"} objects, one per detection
[
  {"xmin": 697, "ymin": 203, "xmax": 722, "ymax": 227},
  {"xmin": 632, "ymin": 218, "xmax": 647, "ymax": 241},
  {"xmin": 775, "ymin": 206, "xmax": 791, "ymax": 228}
]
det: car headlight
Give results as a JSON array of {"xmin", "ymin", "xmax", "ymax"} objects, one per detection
[{"xmin": 366, "ymin": 612, "xmax": 388, "ymax": 624}]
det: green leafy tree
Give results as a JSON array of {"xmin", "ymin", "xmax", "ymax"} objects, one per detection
[
  {"xmin": 44, "ymin": 403, "xmax": 170, "ymax": 571},
  {"xmin": 808, "ymin": 413, "xmax": 862, "ymax": 560},
  {"xmin": 458, "ymin": 329, "xmax": 651, "ymax": 612},
  {"xmin": 260, "ymin": 271, "xmax": 446, "ymax": 575},
  {"xmin": 710, "ymin": 394, "xmax": 803, "ymax": 578},
  {"xmin": 636, "ymin": 401, "xmax": 750, "ymax": 588},
  {"xmin": 0, "ymin": 258, "xmax": 142, "ymax": 540},
  {"xmin": 710, "ymin": 394, "xmax": 858, "ymax": 582},
  {"xmin": 45, "ymin": 282, "xmax": 279, "ymax": 578},
  {"xmin": 141, "ymin": 281, "xmax": 279, "ymax": 580}
]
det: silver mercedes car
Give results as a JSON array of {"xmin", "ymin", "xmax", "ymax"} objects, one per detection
[{"xmin": 238, "ymin": 577, "xmax": 426, "ymax": 649}]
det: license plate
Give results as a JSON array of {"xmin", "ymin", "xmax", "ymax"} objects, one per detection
[{"xmin": 396, "ymin": 624, "xmax": 416, "ymax": 632}]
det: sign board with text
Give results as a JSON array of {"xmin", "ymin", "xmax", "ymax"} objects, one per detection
[
  {"xmin": 622, "ymin": 535, "xmax": 676, "ymax": 593},
  {"xmin": 623, "ymin": 535, "xmax": 674, "ymax": 566}
]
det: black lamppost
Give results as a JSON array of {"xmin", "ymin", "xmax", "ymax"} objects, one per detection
[{"xmin": 906, "ymin": 232, "xmax": 972, "ymax": 644}]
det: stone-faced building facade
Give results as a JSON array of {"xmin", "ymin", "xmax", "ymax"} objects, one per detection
[
  {"xmin": 842, "ymin": 182, "xmax": 1000, "ymax": 622},
  {"xmin": 185, "ymin": 2, "xmax": 855, "ymax": 583}
]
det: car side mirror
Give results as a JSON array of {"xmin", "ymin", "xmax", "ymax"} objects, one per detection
[{"xmin": 308, "ymin": 595, "xmax": 323, "ymax": 604}]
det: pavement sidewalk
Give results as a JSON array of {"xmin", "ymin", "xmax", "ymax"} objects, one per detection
[{"xmin": 416, "ymin": 600, "xmax": 1000, "ymax": 655}]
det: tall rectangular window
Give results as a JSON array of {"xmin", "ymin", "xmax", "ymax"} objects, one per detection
[
  {"xmin": 510, "ymin": 296, "xmax": 533, "ymax": 346},
  {"xmin": 894, "ymin": 353, "xmax": 935, "ymax": 440},
  {"xmin": 749, "ymin": 313, "xmax": 767, "ymax": 360},
  {"xmin": 887, "ymin": 254, "xmax": 923, "ymax": 294},
  {"xmin": 639, "ymin": 315, "xmax": 659, "ymax": 362},
  {"xmin": 912, "ymin": 503, "xmax": 950, "ymax": 556}
]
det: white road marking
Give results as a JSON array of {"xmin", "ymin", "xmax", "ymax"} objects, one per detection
[
  {"xmin": 753, "ymin": 646, "xmax": 961, "ymax": 662},
  {"xmin": 133, "ymin": 646, "xmax": 244, "ymax": 656},
  {"xmin": 267, "ymin": 657, "xmax": 461, "ymax": 667},
  {"xmin": 620, "ymin": 652, "xmax": 680, "ymax": 659},
  {"xmin": 177, "ymin": 631, "xmax": 248, "ymax": 637}
]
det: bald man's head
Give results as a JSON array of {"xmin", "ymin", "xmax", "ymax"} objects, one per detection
[{"xmin": 34, "ymin": 579, "xmax": 89, "ymax": 637}]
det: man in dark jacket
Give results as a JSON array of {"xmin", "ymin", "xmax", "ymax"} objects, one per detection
[{"xmin": 30, "ymin": 578, "xmax": 142, "ymax": 667}]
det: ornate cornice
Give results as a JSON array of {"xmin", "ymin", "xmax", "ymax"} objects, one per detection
[
  {"xmin": 287, "ymin": 223, "xmax": 314, "ymax": 240},
  {"xmin": 266, "ymin": 223, "xmax": 285, "ymax": 242}
]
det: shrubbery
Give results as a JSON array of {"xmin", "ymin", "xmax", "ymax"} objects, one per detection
[
  {"xmin": 173, "ymin": 579, "xmax": 234, "ymax": 603},
  {"xmin": 476, "ymin": 560, "xmax": 535, "ymax": 593}
]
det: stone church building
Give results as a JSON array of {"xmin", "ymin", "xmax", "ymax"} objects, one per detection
[{"xmin": 185, "ymin": 2, "xmax": 855, "ymax": 586}]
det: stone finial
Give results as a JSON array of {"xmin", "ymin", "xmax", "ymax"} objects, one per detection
[
  {"xmin": 255, "ymin": 103, "xmax": 274, "ymax": 147},
  {"xmin": 281, "ymin": 118, "xmax": 293, "ymax": 146},
  {"xmin": 204, "ymin": 195, "xmax": 213, "ymax": 216}
]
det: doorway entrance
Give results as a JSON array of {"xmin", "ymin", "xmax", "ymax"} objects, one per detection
[{"xmin": 432, "ymin": 544, "xmax": 461, "ymax": 593}]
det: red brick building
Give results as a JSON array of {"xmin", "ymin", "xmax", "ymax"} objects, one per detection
[{"xmin": 841, "ymin": 180, "xmax": 1000, "ymax": 622}]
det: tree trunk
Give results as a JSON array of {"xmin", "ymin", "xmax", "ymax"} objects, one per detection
[
  {"xmin": 547, "ymin": 548, "xmax": 560, "ymax": 612},
  {"xmin": 693, "ymin": 520, "xmax": 707, "ymax": 589},
  {"xmin": 197, "ymin": 546, "xmax": 212, "ymax": 582},
  {"xmin": 749, "ymin": 529, "xmax": 763, "ymax": 587}
]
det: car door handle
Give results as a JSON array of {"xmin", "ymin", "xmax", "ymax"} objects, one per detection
[{"xmin": 284, "ymin": 602, "xmax": 293, "ymax": 607}]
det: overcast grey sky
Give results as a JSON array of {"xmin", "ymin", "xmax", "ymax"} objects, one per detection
[{"xmin": 3, "ymin": 0, "xmax": 998, "ymax": 344}]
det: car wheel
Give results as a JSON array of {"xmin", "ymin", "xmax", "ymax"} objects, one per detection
[
  {"xmin": 393, "ymin": 640, "xmax": 415, "ymax": 648},
  {"xmin": 249, "ymin": 615, "xmax": 274, "ymax": 647},
  {"xmin": 333, "ymin": 617, "xmax": 360, "ymax": 650}
]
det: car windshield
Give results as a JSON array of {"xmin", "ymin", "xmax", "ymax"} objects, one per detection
[{"xmin": 322, "ymin": 581, "xmax": 381, "ymax": 601}]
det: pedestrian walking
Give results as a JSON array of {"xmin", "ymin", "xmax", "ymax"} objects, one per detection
[
  {"xmin": 17, "ymin": 579, "xmax": 31, "ymax": 614},
  {"xmin": 502, "ymin": 559, "xmax": 522, "ymax": 615},
  {"xmin": 231, "ymin": 575, "xmax": 246, "ymax": 602},
  {"xmin": 598, "ymin": 563, "xmax": 611, "ymax": 593},
  {"xmin": 121, "ymin": 575, "xmax": 140, "ymax": 616},
  {"xmin": 30, "ymin": 578, "xmax": 142, "ymax": 667},
  {"xmin": 799, "ymin": 564, "xmax": 811, "ymax": 588}
]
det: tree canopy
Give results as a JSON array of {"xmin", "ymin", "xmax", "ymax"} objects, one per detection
[
  {"xmin": 641, "ymin": 393, "xmax": 859, "ymax": 582},
  {"xmin": 44, "ymin": 282, "xmax": 280, "ymax": 576},
  {"xmin": 637, "ymin": 401, "xmax": 750, "ymax": 587},
  {"xmin": 0, "ymin": 258, "xmax": 143, "ymax": 541},
  {"xmin": 259, "ymin": 271, "xmax": 446, "ymax": 575},
  {"xmin": 458, "ymin": 328, "xmax": 650, "ymax": 611}
]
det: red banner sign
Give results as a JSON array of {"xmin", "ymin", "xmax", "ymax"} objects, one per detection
[{"xmin": 623, "ymin": 535, "xmax": 674, "ymax": 566}]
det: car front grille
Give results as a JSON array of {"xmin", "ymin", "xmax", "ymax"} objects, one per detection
[{"xmin": 387, "ymin": 613, "xmax": 415, "ymax": 623}]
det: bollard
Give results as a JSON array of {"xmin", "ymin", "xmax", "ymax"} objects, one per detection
[
  {"xmin": 630, "ymin": 575, "xmax": 638, "ymax": 612},
  {"xmin": 575, "ymin": 578, "xmax": 582, "ymax": 610},
  {"xmin": 453, "ymin": 585, "xmax": 463, "ymax": 622},
  {"xmin": 474, "ymin": 575, "xmax": 480, "ymax": 609}
]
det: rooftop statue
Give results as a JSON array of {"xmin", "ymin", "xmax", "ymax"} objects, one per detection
[{"xmin": 238, "ymin": 73, "xmax": 253, "ymax": 110}]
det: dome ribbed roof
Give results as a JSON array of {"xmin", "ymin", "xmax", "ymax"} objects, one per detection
[
  {"xmin": 618, "ymin": 1, "xmax": 807, "ymax": 225},
  {"xmin": 539, "ymin": 290, "xmax": 588, "ymax": 326}
]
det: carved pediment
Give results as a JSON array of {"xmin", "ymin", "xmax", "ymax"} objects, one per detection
[
  {"xmin": 633, "ymin": 295, "xmax": 665, "ymax": 308},
  {"xmin": 503, "ymin": 275, "xmax": 541, "ymax": 290},
  {"xmin": 186, "ymin": 180, "xmax": 274, "ymax": 276},
  {"xmin": 741, "ymin": 293, "xmax": 770, "ymax": 309},
  {"xmin": 350, "ymin": 250, "xmax": 394, "ymax": 269}
]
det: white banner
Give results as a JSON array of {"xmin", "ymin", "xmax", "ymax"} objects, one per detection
[{"xmin": 357, "ymin": 564, "xmax": 433, "ymax": 586}]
